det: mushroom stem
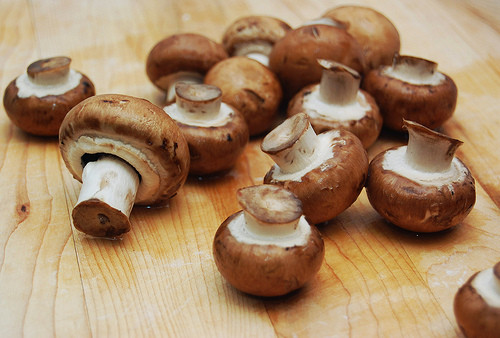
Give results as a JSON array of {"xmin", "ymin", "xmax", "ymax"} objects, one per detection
[
  {"xmin": 404, "ymin": 120, "xmax": 463, "ymax": 173},
  {"xmin": 164, "ymin": 71, "xmax": 205, "ymax": 102},
  {"xmin": 261, "ymin": 113, "xmax": 318, "ymax": 174},
  {"xmin": 27, "ymin": 56, "xmax": 71, "ymax": 86},
  {"xmin": 233, "ymin": 41, "xmax": 273, "ymax": 66},
  {"xmin": 174, "ymin": 82, "xmax": 222, "ymax": 122},
  {"xmin": 384, "ymin": 54, "xmax": 444, "ymax": 85},
  {"xmin": 72, "ymin": 155, "xmax": 139, "ymax": 237},
  {"xmin": 318, "ymin": 59, "xmax": 361, "ymax": 105}
]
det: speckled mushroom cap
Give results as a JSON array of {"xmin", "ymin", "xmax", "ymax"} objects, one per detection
[
  {"xmin": 59, "ymin": 94, "xmax": 190, "ymax": 206},
  {"xmin": 146, "ymin": 33, "xmax": 228, "ymax": 94},
  {"xmin": 222, "ymin": 15, "xmax": 292, "ymax": 57},
  {"xmin": 3, "ymin": 56, "xmax": 95, "ymax": 136}
]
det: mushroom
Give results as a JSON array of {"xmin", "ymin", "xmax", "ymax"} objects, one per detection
[
  {"xmin": 212, "ymin": 184, "xmax": 324, "ymax": 297},
  {"xmin": 362, "ymin": 54, "xmax": 458, "ymax": 131},
  {"xmin": 287, "ymin": 59, "xmax": 382, "ymax": 149},
  {"xmin": 204, "ymin": 56, "xmax": 282, "ymax": 136},
  {"xmin": 454, "ymin": 261, "xmax": 500, "ymax": 337},
  {"xmin": 322, "ymin": 5, "xmax": 401, "ymax": 70},
  {"xmin": 59, "ymin": 94, "xmax": 190, "ymax": 238},
  {"xmin": 261, "ymin": 113, "xmax": 368, "ymax": 224},
  {"xmin": 163, "ymin": 82, "xmax": 249, "ymax": 176},
  {"xmin": 221, "ymin": 15, "xmax": 291, "ymax": 67},
  {"xmin": 145, "ymin": 33, "xmax": 228, "ymax": 103},
  {"xmin": 268, "ymin": 19, "xmax": 365, "ymax": 100},
  {"xmin": 3, "ymin": 56, "xmax": 95, "ymax": 136},
  {"xmin": 365, "ymin": 120, "xmax": 475, "ymax": 233}
]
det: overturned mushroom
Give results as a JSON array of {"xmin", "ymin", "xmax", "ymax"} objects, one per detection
[
  {"xmin": 59, "ymin": 94, "xmax": 190, "ymax": 238},
  {"xmin": 213, "ymin": 184, "xmax": 324, "ymax": 297},
  {"xmin": 363, "ymin": 54, "xmax": 458, "ymax": 131},
  {"xmin": 3, "ymin": 56, "xmax": 95, "ymax": 136},
  {"xmin": 261, "ymin": 113, "xmax": 368, "ymax": 224},
  {"xmin": 454, "ymin": 261, "xmax": 500, "ymax": 337},
  {"xmin": 164, "ymin": 83, "xmax": 249, "ymax": 175},
  {"xmin": 146, "ymin": 33, "xmax": 228, "ymax": 103},
  {"xmin": 365, "ymin": 120, "xmax": 475, "ymax": 232},
  {"xmin": 222, "ymin": 15, "xmax": 291, "ymax": 67},
  {"xmin": 288, "ymin": 59, "xmax": 382, "ymax": 148}
]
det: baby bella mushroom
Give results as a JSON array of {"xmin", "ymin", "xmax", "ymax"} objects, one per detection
[
  {"xmin": 3, "ymin": 56, "xmax": 95, "ymax": 136},
  {"xmin": 163, "ymin": 82, "xmax": 249, "ymax": 176},
  {"xmin": 146, "ymin": 33, "xmax": 228, "ymax": 103},
  {"xmin": 221, "ymin": 15, "xmax": 291, "ymax": 67},
  {"xmin": 213, "ymin": 184, "xmax": 324, "ymax": 297},
  {"xmin": 363, "ymin": 54, "xmax": 458, "ymax": 131},
  {"xmin": 454, "ymin": 261, "xmax": 500, "ymax": 337},
  {"xmin": 59, "ymin": 94, "xmax": 190, "ymax": 238},
  {"xmin": 365, "ymin": 120, "xmax": 475, "ymax": 233},
  {"xmin": 261, "ymin": 113, "xmax": 368, "ymax": 224},
  {"xmin": 287, "ymin": 59, "xmax": 382, "ymax": 149}
]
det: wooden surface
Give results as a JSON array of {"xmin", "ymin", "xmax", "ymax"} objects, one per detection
[{"xmin": 1, "ymin": 0, "xmax": 500, "ymax": 337}]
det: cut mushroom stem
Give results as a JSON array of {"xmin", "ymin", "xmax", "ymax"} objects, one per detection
[
  {"xmin": 72, "ymin": 155, "xmax": 140, "ymax": 237},
  {"xmin": 318, "ymin": 59, "xmax": 361, "ymax": 106},
  {"xmin": 385, "ymin": 54, "xmax": 443, "ymax": 85},
  {"xmin": 404, "ymin": 119, "xmax": 463, "ymax": 173},
  {"xmin": 174, "ymin": 82, "xmax": 222, "ymax": 122},
  {"xmin": 237, "ymin": 185, "xmax": 302, "ymax": 238},
  {"xmin": 165, "ymin": 71, "xmax": 205, "ymax": 103},
  {"xmin": 27, "ymin": 56, "xmax": 71, "ymax": 86},
  {"xmin": 261, "ymin": 113, "xmax": 318, "ymax": 174}
]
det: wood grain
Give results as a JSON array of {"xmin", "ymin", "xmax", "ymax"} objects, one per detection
[{"xmin": 1, "ymin": 0, "xmax": 500, "ymax": 337}]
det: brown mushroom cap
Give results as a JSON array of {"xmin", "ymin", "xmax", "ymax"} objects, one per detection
[
  {"xmin": 366, "ymin": 146, "xmax": 476, "ymax": 232},
  {"xmin": 268, "ymin": 24, "xmax": 365, "ymax": 100},
  {"xmin": 204, "ymin": 56, "xmax": 282, "ymax": 136},
  {"xmin": 222, "ymin": 15, "xmax": 292, "ymax": 57},
  {"xmin": 262, "ymin": 114, "xmax": 368, "ymax": 224},
  {"xmin": 322, "ymin": 6, "xmax": 400, "ymax": 70},
  {"xmin": 145, "ymin": 33, "xmax": 228, "ymax": 94},
  {"xmin": 59, "ymin": 93, "xmax": 190, "ymax": 207},
  {"xmin": 454, "ymin": 262, "xmax": 500, "ymax": 337},
  {"xmin": 164, "ymin": 83, "xmax": 249, "ymax": 175},
  {"xmin": 362, "ymin": 54, "xmax": 458, "ymax": 131},
  {"xmin": 3, "ymin": 56, "xmax": 95, "ymax": 136}
]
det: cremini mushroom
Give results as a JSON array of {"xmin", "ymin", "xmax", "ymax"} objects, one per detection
[
  {"xmin": 3, "ymin": 56, "xmax": 95, "ymax": 136},
  {"xmin": 261, "ymin": 113, "xmax": 368, "ymax": 224},
  {"xmin": 146, "ymin": 33, "xmax": 228, "ymax": 103},
  {"xmin": 59, "ymin": 94, "xmax": 190, "ymax": 238},
  {"xmin": 454, "ymin": 261, "xmax": 500, "ymax": 337},
  {"xmin": 268, "ymin": 18, "xmax": 365, "ymax": 100},
  {"xmin": 221, "ymin": 15, "xmax": 292, "ymax": 67},
  {"xmin": 163, "ymin": 82, "xmax": 249, "ymax": 175},
  {"xmin": 204, "ymin": 56, "xmax": 282, "ymax": 136},
  {"xmin": 287, "ymin": 59, "xmax": 382, "ymax": 149},
  {"xmin": 365, "ymin": 120, "xmax": 475, "ymax": 232},
  {"xmin": 212, "ymin": 184, "xmax": 324, "ymax": 297},
  {"xmin": 322, "ymin": 5, "xmax": 401, "ymax": 70},
  {"xmin": 362, "ymin": 54, "xmax": 458, "ymax": 131}
]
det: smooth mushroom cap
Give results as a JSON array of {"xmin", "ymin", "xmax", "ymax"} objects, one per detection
[
  {"xmin": 205, "ymin": 56, "xmax": 282, "ymax": 136},
  {"xmin": 164, "ymin": 83, "xmax": 249, "ymax": 175},
  {"xmin": 222, "ymin": 15, "xmax": 292, "ymax": 64},
  {"xmin": 3, "ymin": 56, "xmax": 95, "ymax": 136},
  {"xmin": 146, "ymin": 33, "xmax": 228, "ymax": 96},
  {"xmin": 268, "ymin": 24, "xmax": 365, "ymax": 100},
  {"xmin": 454, "ymin": 262, "xmax": 500, "ymax": 337},
  {"xmin": 322, "ymin": 5, "xmax": 400, "ymax": 70},
  {"xmin": 362, "ymin": 54, "xmax": 458, "ymax": 131},
  {"xmin": 59, "ymin": 93, "xmax": 190, "ymax": 207}
]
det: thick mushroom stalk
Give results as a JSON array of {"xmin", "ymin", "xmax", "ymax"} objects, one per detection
[
  {"xmin": 27, "ymin": 56, "xmax": 71, "ymax": 85},
  {"xmin": 173, "ymin": 82, "xmax": 223, "ymax": 125},
  {"xmin": 404, "ymin": 119, "xmax": 463, "ymax": 173},
  {"xmin": 318, "ymin": 59, "xmax": 361, "ymax": 106},
  {"xmin": 261, "ymin": 113, "xmax": 319, "ymax": 174},
  {"xmin": 164, "ymin": 72, "xmax": 204, "ymax": 103},
  {"xmin": 72, "ymin": 156, "xmax": 140, "ymax": 238},
  {"xmin": 384, "ymin": 54, "xmax": 444, "ymax": 86}
]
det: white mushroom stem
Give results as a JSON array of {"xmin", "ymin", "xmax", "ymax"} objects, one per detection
[
  {"xmin": 383, "ymin": 54, "xmax": 445, "ymax": 85},
  {"xmin": 261, "ymin": 114, "xmax": 319, "ymax": 174},
  {"xmin": 243, "ymin": 210, "xmax": 300, "ymax": 237},
  {"xmin": 404, "ymin": 120, "xmax": 463, "ymax": 173},
  {"xmin": 471, "ymin": 263, "xmax": 500, "ymax": 307},
  {"xmin": 174, "ymin": 82, "xmax": 222, "ymax": 121},
  {"xmin": 163, "ymin": 71, "xmax": 204, "ymax": 102},
  {"xmin": 318, "ymin": 59, "xmax": 360, "ymax": 105},
  {"xmin": 27, "ymin": 56, "xmax": 71, "ymax": 86},
  {"xmin": 75, "ymin": 156, "xmax": 139, "ymax": 219}
]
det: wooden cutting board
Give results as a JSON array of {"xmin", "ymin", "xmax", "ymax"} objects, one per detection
[{"xmin": 1, "ymin": 0, "xmax": 500, "ymax": 336}]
